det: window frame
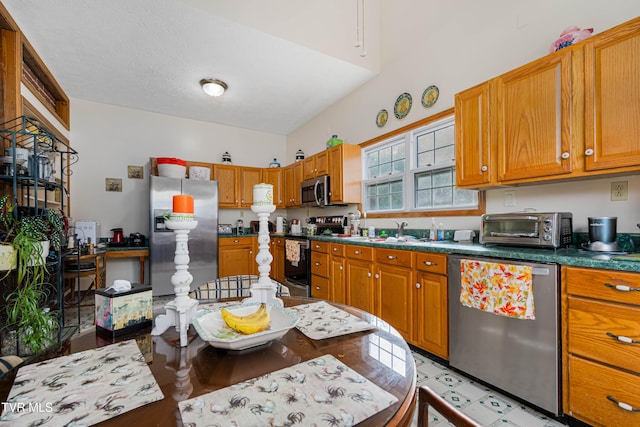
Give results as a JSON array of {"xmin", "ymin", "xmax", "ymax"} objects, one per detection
[{"xmin": 359, "ymin": 108, "xmax": 485, "ymax": 219}]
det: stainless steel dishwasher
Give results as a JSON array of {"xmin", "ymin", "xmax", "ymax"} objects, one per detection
[{"xmin": 448, "ymin": 255, "xmax": 560, "ymax": 415}]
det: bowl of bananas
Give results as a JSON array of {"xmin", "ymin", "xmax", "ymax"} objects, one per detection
[{"xmin": 192, "ymin": 302, "xmax": 300, "ymax": 350}]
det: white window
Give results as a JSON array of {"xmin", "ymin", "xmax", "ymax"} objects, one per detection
[{"xmin": 362, "ymin": 116, "xmax": 478, "ymax": 213}]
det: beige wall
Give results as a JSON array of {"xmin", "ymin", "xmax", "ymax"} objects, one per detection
[{"xmin": 286, "ymin": 0, "xmax": 640, "ymax": 233}]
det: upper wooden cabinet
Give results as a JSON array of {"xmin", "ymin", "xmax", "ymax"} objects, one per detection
[
  {"xmin": 211, "ymin": 164, "xmax": 261, "ymax": 208},
  {"xmin": 283, "ymin": 161, "xmax": 302, "ymax": 207},
  {"xmin": 262, "ymin": 167, "xmax": 284, "ymax": 208},
  {"xmin": 239, "ymin": 166, "xmax": 261, "ymax": 208},
  {"xmin": 455, "ymin": 16, "xmax": 640, "ymax": 189},
  {"xmin": 495, "ymin": 50, "xmax": 574, "ymax": 182},
  {"xmin": 328, "ymin": 144, "xmax": 362, "ymax": 205},
  {"xmin": 455, "ymin": 81, "xmax": 491, "ymax": 187},
  {"xmin": 584, "ymin": 18, "xmax": 640, "ymax": 172},
  {"xmin": 302, "ymin": 150, "xmax": 329, "ymax": 180}
]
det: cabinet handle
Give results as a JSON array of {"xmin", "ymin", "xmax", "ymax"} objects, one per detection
[
  {"xmin": 606, "ymin": 395, "xmax": 640, "ymax": 412},
  {"xmin": 423, "ymin": 261, "xmax": 438, "ymax": 266},
  {"xmin": 415, "ymin": 283, "xmax": 421, "ymax": 289},
  {"xmin": 481, "ymin": 165, "xmax": 488, "ymax": 172},
  {"xmin": 606, "ymin": 332, "xmax": 640, "ymax": 344},
  {"xmin": 333, "ymin": 247, "xmax": 338, "ymax": 251},
  {"xmin": 604, "ymin": 282, "xmax": 640, "ymax": 292},
  {"xmin": 374, "ymin": 274, "xmax": 379, "ymax": 279},
  {"xmin": 339, "ymin": 266, "xmax": 343, "ymax": 270},
  {"xmin": 387, "ymin": 255, "xmax": 398, "ymax": 259},
  {"xmin": 585, "ymin": 148, "xmax": 594, "ymax": 156},
  {"xmin": 354, "ymin": 250, "xmax": 362, "ymax": 255},
  {"xmin": 315, "ymin": 286, "xmax": 321, "ymax": 290},
  {"xmin": 233, "ymin": 239, "xmax": 239, "ymax": 243},
  {"xmin": 241, "ymin": 199, "xmax": 245, "ymax": 203},
  {"xmin": 315, "ymin": 262, "xmax": 321, "ymax": 266},
  {"xmin": 367, "ymin": 272, "xmax": 371, "ymax": 277},
  {"xmin": 314, "ymin": 244, "xmax": 321, "ymax": 249},
  {"xmin": 561, "ymin": 152, "xmax": 569, "ymax": 159}
]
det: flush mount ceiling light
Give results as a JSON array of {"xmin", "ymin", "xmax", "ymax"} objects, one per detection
[{"xmin": 200, "ymin": 79, "xmax": 228, "ymax": 97}]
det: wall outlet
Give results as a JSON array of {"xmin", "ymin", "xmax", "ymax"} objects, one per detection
[
  {"xmin": 611, "ymin": 181, "xmax": 628, "ymax": 201},
  {"xmin": 504, "ymin": 190, "xmax": 516, "ymax": 207}
]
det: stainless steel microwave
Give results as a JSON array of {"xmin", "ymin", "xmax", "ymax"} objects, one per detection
[
  {"xmin": 480, "ymin": 212, "xmax": 573, "ymax": 248},
  {"xmin": 301, "ymin": 175, "xmax": 331, "ymax": 207}
]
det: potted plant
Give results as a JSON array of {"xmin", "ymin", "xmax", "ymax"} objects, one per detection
[{"xmin": 0, "ymin": 195, "xmax": 64, "ymax": 355}]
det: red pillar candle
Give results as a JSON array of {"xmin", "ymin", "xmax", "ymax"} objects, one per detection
[{"xmin": 173, "ymin": 194, "xmax": 194, "ymax": 214}]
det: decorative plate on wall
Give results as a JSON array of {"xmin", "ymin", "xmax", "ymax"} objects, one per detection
[
  {"xmin": 394, "ymin": 92, "xmax": 412, "ymax": 119},
  {"xmin": 421, "ymin": 85, "xmax": 439, "ymax": 108},
  {"xmin": 376, "ymin": 109, "xmax": 389, "ymax": 127}
]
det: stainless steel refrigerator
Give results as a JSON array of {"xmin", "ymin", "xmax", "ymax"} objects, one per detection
[{"xmin": 149, "ymin": 175, "xmax": 218, "ymax": 296}]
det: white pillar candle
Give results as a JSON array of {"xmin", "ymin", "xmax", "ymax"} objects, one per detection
[{"xmin": 253, "ymin": 183, "xmax": 273, "ymax": 206}]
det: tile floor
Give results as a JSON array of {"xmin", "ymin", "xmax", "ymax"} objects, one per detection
[{"xmin": 66, "ymin": 299, "xmax": 566, "ymax": 427}]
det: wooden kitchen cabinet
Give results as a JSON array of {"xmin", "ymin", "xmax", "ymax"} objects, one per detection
[
  {"xmin": 374, "ymin": 248, "xmax": 415, "ymax": 342},
  {"xmin": 269, "ymin": 236, "xmax": 285, "ymax": 283},
  {"xmin": 310, "ymin": 240, "xmax": 330, "ymax": 300},
  {"xmin": 218, "ymin": 236, "xmax": 256, "ymax": 277},
  {"xmin": 283, "ymin": 161, "xmax": 302, "ymax": 207},
  {"xmin": 414, "ymin": 252, "xmax": 448, "ymax": 359},
  {"xmin": 494, "ymin": 50, "xmax": 574, "ymax": 182},
  {"xmin": 563, "ymin": 265, "xmax": 640, "ymax": 426},
  {"xmin": 583, "ymin": 17, "xmax": 640, "ymax": 173},
  {"xmin": 455, "ymin": 81, "xmax": 492, "ymax": 187},
  {"xmin": 344, "ymin": 245, "xmax": 375, "ymax": 314},
  {"xmin": 329, "ymin": 242, "xmax": 346, "ymax": 304},
  {"xmin": 212, "ymin": 164, "xmax": 262, "ymax": 208},
  {"xmin": 455, "ymin": 16, "xmax": 640, "ymax": 189},
  {"xmin": 239, "ymin": 167, "xmax": 261, "ymax": 208},
  {"xmin": 327, "ymin": 144, "xmax": 362, "ymax": 205},
  {"xmin": 262, "ymin": 167, "xmax": 284, "ymax": 208},
  {"xmin": 302, "ymin": 150, "xmax": 329, "ymax": 180}
]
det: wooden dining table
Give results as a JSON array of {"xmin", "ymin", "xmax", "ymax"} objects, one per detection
[{"xmin": 0, "ymin": 296, "xmax": 417, "ymax": 426}]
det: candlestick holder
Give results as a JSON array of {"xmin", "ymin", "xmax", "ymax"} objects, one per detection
[
  {"xmin": 243, "ymin": 203, "xmax": 283, "ymax": 307},
  {"xmin": 151, "ymin": 214, "xmax": 199, "ymax": 347}
]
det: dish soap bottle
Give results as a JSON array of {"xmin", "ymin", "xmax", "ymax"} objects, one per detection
[
  {"xmin": 430, "ymin": 218, "xmax": 437, "ymax": 241},
  {"xmin": 438, "ymin": 222, "xmax": 445, "ymax": 241}
]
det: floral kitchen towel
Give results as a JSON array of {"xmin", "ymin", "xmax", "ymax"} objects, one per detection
[
  {"xmin": 179, "ymin": 354, "xmax": 397, "ymax": 426},
  {"xmin": 460, "ymin": 259, "xmax": 535, "ymax": 319},
  {"xmin": 285, "ymin": 239, "xmax": 301, "ymax": 264},
  {"xmin": 287, "ymin": 301, "xmax": 377, "ymax": 340},
  {"xmin": 0, "ymin": 339, "xmax": 164, "ymax": 426}
]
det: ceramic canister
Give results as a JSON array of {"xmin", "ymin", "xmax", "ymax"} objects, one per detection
[{"xmin": 253, "ymin": 183, "xmax": 273, "ymax": 206}]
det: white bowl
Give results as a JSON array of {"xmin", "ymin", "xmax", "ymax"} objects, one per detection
[
  {"xmin": 158, "ymin": 163, "xmax": 186, "ymax": 178},
  {"xmin": 189, "ymin": 166, "xmax": 210, "ymax": 180},
  {"xmin": 192, "ymin": 303, "xmax": 299, "ymax": 350}
]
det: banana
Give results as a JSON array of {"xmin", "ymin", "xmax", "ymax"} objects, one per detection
[{"xmin": 221, "ymin": 303, "xmax": 270, "ymax": 334}]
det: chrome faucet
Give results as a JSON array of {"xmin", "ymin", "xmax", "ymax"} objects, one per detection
[{"xmin": 392, "ymin": 220, "xmax": 409, "ymax": 238}]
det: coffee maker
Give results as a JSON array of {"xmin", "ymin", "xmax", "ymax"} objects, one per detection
[{"xmin": 583, "ymin": 217, "xmax": 621, "ymax": 252}]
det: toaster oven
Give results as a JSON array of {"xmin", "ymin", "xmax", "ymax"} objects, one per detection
[{"xmin": 480, "ymin": 212, "xmax": 573, "ymax": 248}]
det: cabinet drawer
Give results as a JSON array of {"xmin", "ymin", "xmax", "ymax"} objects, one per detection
[
  {"xmin": 565, "ymin": 266, "xmax": 640, "ymax": 306},
  {"xmin": 219, "ymin": 236, "xmax": 254, "ymax": 247},
  {"xmin": 311, "ymin": 252, "xmax": 329, "ymax": 277},
  {"xmin": 376, "ymin": 248, "xmax": 414, "ymax": 267},
  {"xmin": 415, "ymin": 252, "xmax": 447, "ymax": 275},
  {"xmin": 311, "ymin": 240, "xmax": 329, "ymax": 253},
  {"xmin": 569, "ymin": 356, "xmax": 640, "ymax": 427},
  {"xmin": 345, "ymin": 244, "xmax": 374, "ymax": 261},
  {"xmin": 329, "ymin": 243, "xmax": 345, "ymax": 257},
  {"xmin": 272, "ymin": 237, "xmax": 285, "ymax": 246},
  {"xmin": 311, "ymin": 275, "xmax": 330, "ymax": 300},
  {"xmin": 568, "ymin": 297, "xmax": 640, "ymax": 374}
]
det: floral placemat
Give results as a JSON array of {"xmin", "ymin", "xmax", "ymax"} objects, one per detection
[
  {"xmin": 287, "ymin": 301, "xmax": 376, "ymax": 340},
  {"xmin": 179, "ymin": 354, "xmax": 397, "ymax": 426},
  {"xmin": 0, "ymin": 340, "xmax": 164, "ymax": 426}
]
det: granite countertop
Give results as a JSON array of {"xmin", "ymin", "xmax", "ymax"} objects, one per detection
[{"xmin": 308, "ymin": 235, "xmax": 640, "ymax": 273}]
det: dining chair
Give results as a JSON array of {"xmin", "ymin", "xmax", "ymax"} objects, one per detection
[
  {"xmin": 63, "ymin": 251, "xmax": 107, "ymax": 306},
  {"xmin": 417, "ymin": 385, "xmax": 481, "ymax": 427},
  {"xmin": 190, "ymin": 275, "xmax": 290, "ymax": 301}
]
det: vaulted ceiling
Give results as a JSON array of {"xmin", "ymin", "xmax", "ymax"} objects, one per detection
[{"xmin": 3, "ymin": 0, "xmax": 381, "ymax": 135}]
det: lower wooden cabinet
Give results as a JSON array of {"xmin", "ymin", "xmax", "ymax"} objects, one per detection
[
  {"xmin": 344, "ymin": 245, "xmax": 375, "ymax": 314},
  {"xmin": 329, "ymin": 243, "xmax": 346, "ymax": 304},
  {"xmin": 375, "ymin": 248, "xmax": 415, "ymax": 342},
  {"xmin": 218, "ymin": 236, "xmax": 256, "ymax": 277},
  {"xmin": 270, "ymin": 236, "xmax": 285, "ymax": 283},
  {"xmin": 414, "ymin": 252, "xmax": 448, "ymax": 359},
  {"xmin": 564, "ymin": 265, "xmax": 640, "ymax": 426}
]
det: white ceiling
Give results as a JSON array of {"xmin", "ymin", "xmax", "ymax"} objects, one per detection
[{"xmin": 3, "ymin": 0, "xmax": 380, "ymax": 135}]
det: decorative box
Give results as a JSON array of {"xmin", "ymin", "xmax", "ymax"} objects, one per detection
[{"xmin": 95, "ymin": 284, "xmax": 153, "ymax": 337}]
